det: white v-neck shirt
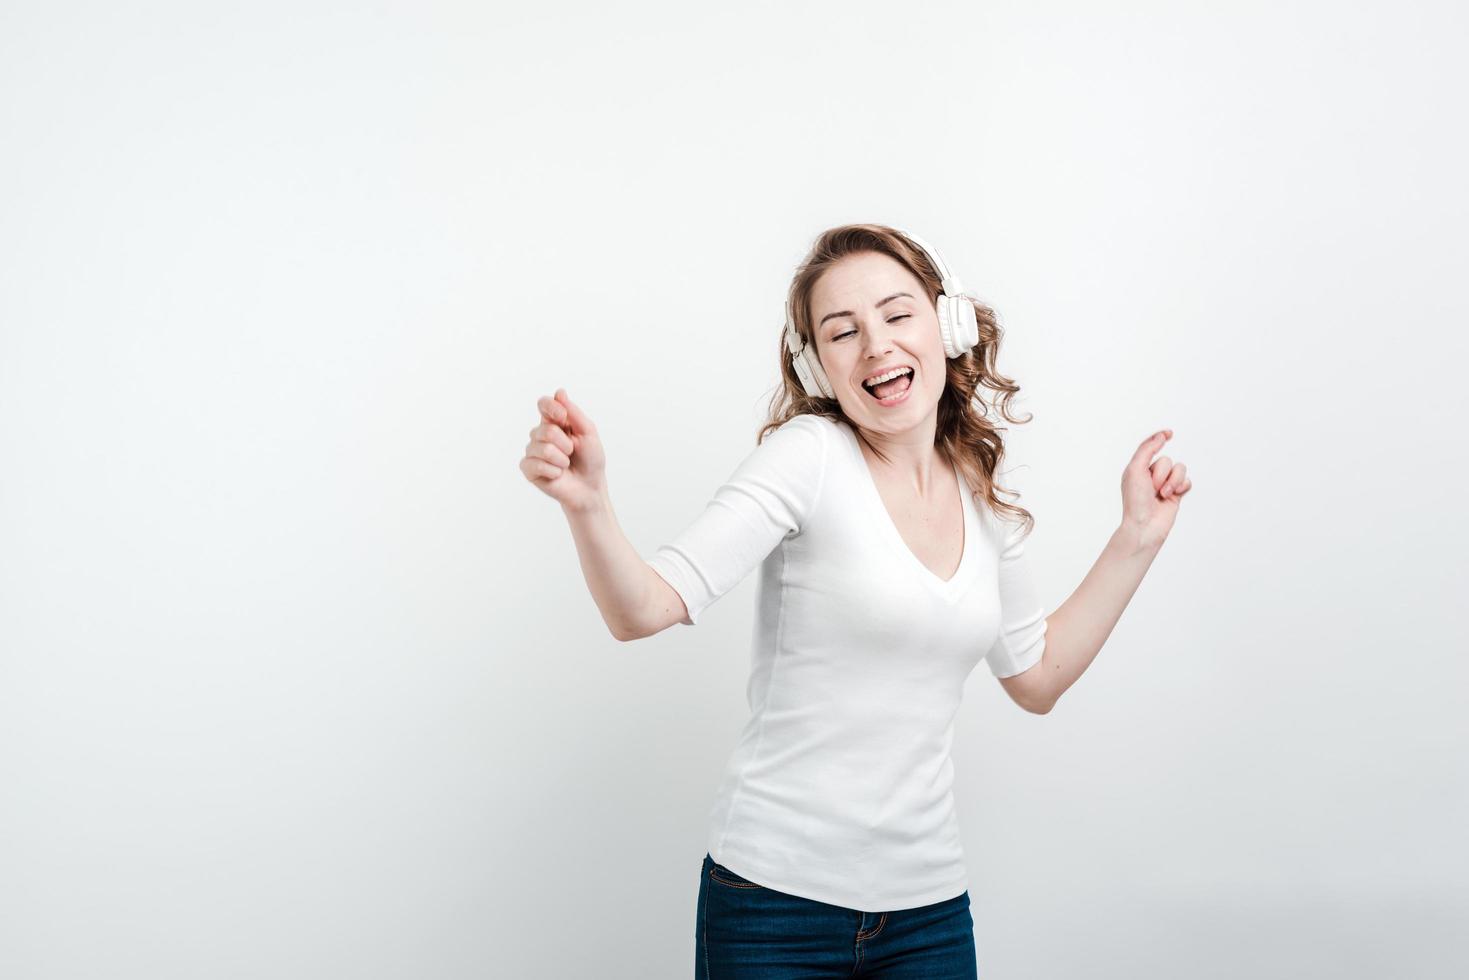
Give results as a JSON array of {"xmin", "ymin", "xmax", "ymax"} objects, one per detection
[{"xmin": 647, "ymin": 412, "xmax": 1047, "ymax": 912}]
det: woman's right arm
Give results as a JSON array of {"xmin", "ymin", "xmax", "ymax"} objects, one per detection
[
  {"xmin": 561, "ymin": 490, "xmax": 689, "ymax": 641},
  {"xmin": 521, "ymin": 389, "xmax": 686, "ymax": 641}
]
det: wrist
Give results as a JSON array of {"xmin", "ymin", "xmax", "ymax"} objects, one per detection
[
  {"xmin": 562, "ymin": 484, "xmax": 612, "ymax": 518},
  {"xmin": 1112, "ymin": 520, "xmax": 1163, "ymax": 557}
]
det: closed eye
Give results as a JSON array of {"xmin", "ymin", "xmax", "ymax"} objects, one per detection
[{"xmin": 833, "ymin": 314, "xmax": 910, "ymax": 341}]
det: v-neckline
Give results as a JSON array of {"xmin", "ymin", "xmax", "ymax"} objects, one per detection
[{"xmin": 839, "ymin": 422, "xmax": 977, "ymax": 601}]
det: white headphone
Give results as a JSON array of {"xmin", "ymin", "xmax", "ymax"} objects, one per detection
[{"xmin": 783, "ymin": 227, "xmax": 981, "ymax": 400}]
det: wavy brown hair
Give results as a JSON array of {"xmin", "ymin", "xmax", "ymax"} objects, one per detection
[{"xmin": 758, "ymin": 223, "xmax": 1036, "ymax": 536}]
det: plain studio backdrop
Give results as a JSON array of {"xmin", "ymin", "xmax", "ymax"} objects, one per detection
[{"xmin": 1, "ymin": 1, "xmax": 1465, "ymax": 978}]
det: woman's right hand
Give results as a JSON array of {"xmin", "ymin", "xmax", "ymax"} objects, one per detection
[{"xmin": 522, "ymin": 388, "xmax": 608, "ymax": 511}]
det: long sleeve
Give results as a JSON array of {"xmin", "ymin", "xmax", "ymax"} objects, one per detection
[
  {"xmin": 984, "ymin": 517, "xmax": 1049, "ymax": 678},
  {"xmin": 645, "ymin": 414, "xmax": 829, "ymax": 626}
]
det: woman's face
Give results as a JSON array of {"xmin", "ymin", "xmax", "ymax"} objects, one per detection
[{"xmin": 809, "ymin": 251, "xmax": 945, "ymax": 434}]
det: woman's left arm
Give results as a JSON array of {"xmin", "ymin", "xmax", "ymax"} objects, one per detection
[{"xmin": 1020, "ymin": 429, "xmax": 1191, "ymax": 713}]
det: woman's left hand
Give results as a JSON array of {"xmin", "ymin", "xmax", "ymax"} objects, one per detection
[{"xmin": 1121, "ymin": 429, "xmax": 1191, "ymax": 549}]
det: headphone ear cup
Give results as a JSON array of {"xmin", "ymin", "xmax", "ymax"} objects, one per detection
[
  {"xmin": 793, "ymin": 346, "xmax": 833, "ymax": 399},
  {"xmin": 808, "ymin": 349, "xmax": 834, "ymax": 398},
  {"xmin": 939, "ymin": 294, "xmax": 980, "ymax": 358}
]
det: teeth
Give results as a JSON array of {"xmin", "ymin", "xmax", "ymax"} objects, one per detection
[{"xmin": 862, "ymin": 367, "xmax": 913, "ymax": 389}]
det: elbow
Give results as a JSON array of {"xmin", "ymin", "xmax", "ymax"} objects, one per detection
[
  {"xmin": 610, "ymin": 621, "xmax": 644, "ymax": 643},
  {"xmin": 1025, "ymin": 680, "xmax": 1058, "ymax": 714},
  {"xmin": 1027, "ymin": 679, "xmax": 1060, "ymax": 715}
]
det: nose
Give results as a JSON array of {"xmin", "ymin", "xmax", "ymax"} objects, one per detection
[{"xmin": 860, "ymin": 322, "xmax": 897, "ymax": 359}]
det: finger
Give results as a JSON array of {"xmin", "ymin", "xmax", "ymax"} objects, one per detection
[
  {"xmin": 527, "ymin": 440, "xmax": 572, "ymax": 469},
  {"xmin": 1163, "ymin": 464, "xmax": 1188, "ymax": 497},
  {"xmin": 531, "ymin": 421, "xmax": 574, "ymax": 456},
  {"xmin": 1148, "ymin": 457, "xmax": 1173, "ymax": 491},
  {"xmin": 520, "ymin": 456, "xmax": 564, "ymax": 482},
  {"xmin": 538, "ymin": 395, "xmax": 569, "ymax": 427},
  {"xmin": 555, "ymin": 388, "xmax": 597, "ymax": 435},
  {"xmin": 1128, "ymin": 429, "xmax": 1172, "ymax": 470}
]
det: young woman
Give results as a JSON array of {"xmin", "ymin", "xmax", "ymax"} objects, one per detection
[{"xmin": 521, "ymin": 224, "xmax": 1191, "ymax": 978}]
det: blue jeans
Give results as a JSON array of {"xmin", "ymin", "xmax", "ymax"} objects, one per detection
[{"xmin": 696, "ymin": 853, "xmax": 978, "ymax": 978}]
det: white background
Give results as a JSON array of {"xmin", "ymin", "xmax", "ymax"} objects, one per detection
[{"xmin": 2, "ymin": 1, "xmax": 1466, "ymax": 977}]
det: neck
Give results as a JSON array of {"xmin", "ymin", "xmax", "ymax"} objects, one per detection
[{"xmin": 855, "ymin": 418, "xmax": 946, "ymax": 497}]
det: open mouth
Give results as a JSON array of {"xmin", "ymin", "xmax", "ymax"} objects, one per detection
[{"xmin": 862, "ymin": 367, "xmax": 914, "ymax": 402}]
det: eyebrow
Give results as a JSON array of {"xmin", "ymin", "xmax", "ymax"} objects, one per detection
[{"xmin": 818, "ymin": 292, "xmax": 915, "ymax": 330}]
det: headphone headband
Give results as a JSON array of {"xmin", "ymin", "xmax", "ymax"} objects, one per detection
[{"xmin": 894, "ymin": 227, "xmax": 964, "ymax": 297}]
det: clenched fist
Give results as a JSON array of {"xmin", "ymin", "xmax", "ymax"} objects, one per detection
[{"xmin": 521, "ymin": 388, "xmax": 608, "ymax": 511}]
